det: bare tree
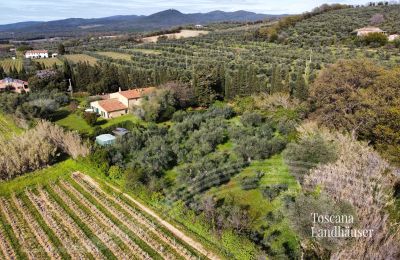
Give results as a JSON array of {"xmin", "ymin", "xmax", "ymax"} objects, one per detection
[{"xmin": 370, "ymin": 13, "xmax": 385, "ymax": 25}]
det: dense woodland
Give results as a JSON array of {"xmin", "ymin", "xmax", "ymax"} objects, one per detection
[{"xmin": 0, "ymin": 3, "xmax": 399, "ymax": 260}]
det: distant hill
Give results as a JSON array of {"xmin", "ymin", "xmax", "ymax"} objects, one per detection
[
  {"xmin": 281, "ymin": 5, "xmax": 400, "ymax": 46},
  {"xmin": 0, "ymin": 9, "xmax": 278, "ymax": 39}
]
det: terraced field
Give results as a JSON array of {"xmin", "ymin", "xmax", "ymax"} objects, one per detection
[
  {"xmin": 0, "ymin": 59, "xmax": 23, "ymax": 73},
  {"xmin": 97, "ymin": 51, "xmax": 133, "ymax": 61},
  {"xmin": 65, "ymin": 54, "xmax": 98, "ymax": 65},
  {"xmin": 35, "ymin": 57, "xmax": 63, "ymax": 68},
  {"xmin": 0, "ymin": 172, "xmax": 219, "ymax": 260}
]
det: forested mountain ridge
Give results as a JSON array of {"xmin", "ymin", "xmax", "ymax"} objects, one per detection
[{"xmin": 0, "ymin": 9, "xmax": 274, "ymax": 39}]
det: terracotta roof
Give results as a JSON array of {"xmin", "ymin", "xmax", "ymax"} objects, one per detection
[
  {"xmin": 25, "ymin": 50, "xmax": 48, "ymax": 54},
  {"xmin": 0, "ymin": 78, "xmax": 28, "ymax": 85},
  {"xmin": 118, "ymin": 87, "xmax": 156, "ymax": 100},
  {"xmin": 98, "ymin": 99, "xmax": 127, "ymax": 112}
]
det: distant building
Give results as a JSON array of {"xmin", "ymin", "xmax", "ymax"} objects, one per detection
[
  {"xmin": 95, "ymin": 134, "xmax": 116, "ymax": 146},
  {"xmin": 389, "ymin": 34, "xmax": 400, "ymax": 41},
  {"xmin": 354, "ymin": 27, "xmax": 386, "ymax": 36},
  {"xmin": 0, "ymin": 78, "xmax": 29, "ymax": 94},
  {"xmin": 25, "ymin": 50, "xmax": 49, "ymax": 59},
  {"xmin": 36, "ymin": 69, "xmax": 57, "ymax": 79},
  {"xmin": 90, "ymin": 87, "xmax": 155, "ymax": 119},
  {"xmin": 52, "ymin": 53, "xmax": 58, "ymax": 58},
  {"xmin": 195, "ymin": 24, "xmax": 204, "ymax": 29}
]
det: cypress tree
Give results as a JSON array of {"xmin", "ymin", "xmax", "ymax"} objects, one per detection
[
  {"xmin": 271, "ymin": 65, "xmax": 284, "ymax": 94},
  {"xmin": 294, "ymin": 70, "xmax": 309, "ymax": 101},
  {"xmin": 0, "ymin": 66, "xmax": 5, "ymax": 78}
]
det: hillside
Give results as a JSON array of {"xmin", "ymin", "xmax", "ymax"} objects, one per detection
[
  {"xmin": 0, "ymin": 9, "xmax": 275, "ymax": 39},
  {"xmin": 0, "ymin": 164, "xmax": 218, "ymax": 259},
  {"xmin": 282, "ymin": 5, "xmax": 400, "ymax": 46},
  {"xmin": 0, "ymin": 3, "xmax": 399, "ymax": 260}
]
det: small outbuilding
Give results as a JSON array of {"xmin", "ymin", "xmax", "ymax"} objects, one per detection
[
  {"xmin": 112, "ymin": 128, "xmax": 129, "ymax": 137},
  {"xmin": 95, "ymin": 134, "xmax": 116, "ymax": 146}
]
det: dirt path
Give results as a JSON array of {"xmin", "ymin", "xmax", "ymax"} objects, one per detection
[{"xmin": 78, "ymin": 173, "xmax": 222, "ymax": 260}]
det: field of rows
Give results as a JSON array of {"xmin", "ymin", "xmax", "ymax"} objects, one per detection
[
  {"xmin": 65, "ymin": 54, "xmax": 98, "ymax": 65},
  {"xmin": 97, "ymin": 51, "xmax": 133, "ymax": 61},
  {"xmin": 0, "ymin": 59, "xmax": 23, "ymax": 73},
  {"xmin": 0, "ymin": 173, "xmax": 218, "ymax": 260},
  {"xmin": 35, "ymin": 57, "xmax": 63, "ymax": 68}
]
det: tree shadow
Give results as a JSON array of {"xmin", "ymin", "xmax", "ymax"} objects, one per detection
[
  {"xmin": 95, "ymin": 119, "xmax": 107, "ymax": 126},
  {"xmin": 49, "ymin": 110, "xmax": 70, "ymax": 121}
]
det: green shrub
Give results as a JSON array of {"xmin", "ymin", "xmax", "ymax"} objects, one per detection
[
  {"xmin": 108, "ymin": 165, "xmax": 123, "ymax": 179},
  {"xmin": 262, "ymin": 184, "xmax": 288, "ymax": 201},
  {"xmin": 241, "ymin": 111, "xmax": 264, "ymax": 127},
  {"xmin": 82, "ymin": 111, "xmax": 97, "ymax": 126},
  {"xmin": 361, "ymin": 32, "xmax": 388, "ymax": 47},
  {"xmin": 283, "ymin": 133, "xmax": 337, "ymax": 182}
]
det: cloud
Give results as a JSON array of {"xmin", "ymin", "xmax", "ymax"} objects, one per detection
[{"xmin": 0, "ymin": 0, "xmax": 368, "ymax": 24}]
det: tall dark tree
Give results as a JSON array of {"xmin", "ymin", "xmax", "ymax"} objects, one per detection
[
  {"xmin": 294, "ymin": 71, "xmax": 308, "ymax": 101},
  {"xmin": 58, "ymin": 43, "xmax": 66, "ymax": 55},
  {"xmin": 0, "ymin": 66, "xmax": 5, "ymax": 79},
  {"xmin": 271, "ymin": 65, "xmax": 284, "ymax": 94}
]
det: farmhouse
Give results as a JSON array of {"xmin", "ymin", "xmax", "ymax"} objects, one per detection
[
  {"xmin": 353, "ymin": 27, "xmax": 386, "ymax": 36},
  {"xmin": 25, "ymin": 50, "xmax": 49, "ymax": 59},
  {"xmin": 90, "ymin": 87, "xmax": 155, "ymax": 119},
  {"xmin": 0, "ymin": 77, "xmax": 29, "ymax": 93}
]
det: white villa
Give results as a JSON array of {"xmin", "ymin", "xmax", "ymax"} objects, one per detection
[
  {"xmin": 90, "ymin": 87, "xmax": 155, "ymax": 119},
  {"xmin": 25, "ymin": 50, "xmax": 49, "ymax": 59},
  {"xmin": 354, "ymin": 27, "xmax": 386, "ymax": 36}
]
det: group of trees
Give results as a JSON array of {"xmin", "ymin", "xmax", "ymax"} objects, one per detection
[
  {"xmin": 309, "ymin": 59, "xmax": 400, "ymax": 164},
  {"xmin": 0, "ymin": 121, "xmax": 89, "ymax": 180},
  {"xmin": 0, "ymin": 90, "xmax": 69, "ymax": 124},
  {"xmin": 291, "ymin": 123, "xmax": 400, "ymax": 259},
  {"xmin": 90, "ymin": 101, "xmax": 300, "ymax": 257},
  {"xmin": 255, "ymin": 4, "xmax": 351, "ymax": 42}
]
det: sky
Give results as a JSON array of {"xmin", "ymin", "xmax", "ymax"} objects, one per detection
[{"xmin": 0, "ymin": 0, "xmax": 370, "ymax": 25}]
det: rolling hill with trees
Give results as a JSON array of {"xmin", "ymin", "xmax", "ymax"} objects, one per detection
[
  {"xmin": 0, "ymin": 9, "xmax": 276, "ymax": 39},
  {"xmin": 0, "ymin": 2, "xmax": 399, "ymax": 260}
]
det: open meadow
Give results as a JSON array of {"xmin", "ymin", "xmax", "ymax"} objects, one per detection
[{"xmin": 142, "ymin": 30, "xmax": 209, "ymax": 43}]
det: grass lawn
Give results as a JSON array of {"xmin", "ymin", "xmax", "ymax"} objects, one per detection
[
  {"xmin": 97, "ymin": 114, "xmax": 143, "ymax": 128},
  {"xmin": 0, "ymin": 112, "xmax": 23, "ymax": 138},
  {"xmin": 54, "ymin": 110, "xmax": 144, "ymax": 134},
  {"xmin": 97, "ymin": 51, "xmax": 132, "ymax": 61},
  {"xmin": 54, "ymin": 110, "xmax": 93, "ymax": 134}
]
